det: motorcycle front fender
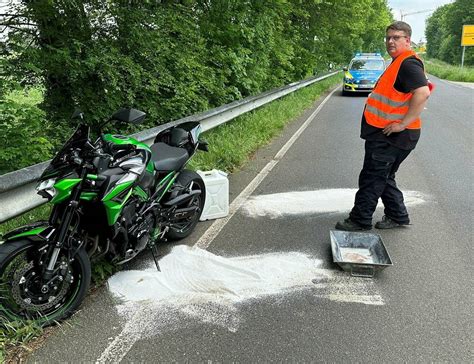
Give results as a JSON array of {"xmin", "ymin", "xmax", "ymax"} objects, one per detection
[{"xmin": 2, "ymin": 221, "xmax": 54, "ymax": 243}]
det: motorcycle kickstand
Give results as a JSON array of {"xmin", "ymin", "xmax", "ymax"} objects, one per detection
[
  {"xmin": 149, "ymin": 243, "xmax": 161, "ymax": 272},
  {"xmin": 149, "ymin": 226, "xmax": 169, "ymax": 272}
]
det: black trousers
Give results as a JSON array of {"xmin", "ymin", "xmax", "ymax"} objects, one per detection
[{"xmin": 349, "ymin": 140, "xmax": 412, "ymax": 228}]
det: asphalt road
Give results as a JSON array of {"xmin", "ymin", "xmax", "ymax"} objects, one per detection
[{"xmin": 28, "ymin": 77, "xmax": 473, "ymax": 363}]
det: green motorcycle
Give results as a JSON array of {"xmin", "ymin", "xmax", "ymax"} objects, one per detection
[{"xmin": 0, "ymin": 108, "xmax": 208, "ymax": 324}]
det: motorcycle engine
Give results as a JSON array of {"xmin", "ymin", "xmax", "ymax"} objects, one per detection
[
  {"xmin": 129, "ymin": 212, "xmax": 155, "ymax": 252},
  {"xmin": 113, "ymin": 197, "xmax": 156, "ymax": 258},
  {"xmin": 113, "ymin": 197, "xmax": 141, "ymax": 253}
]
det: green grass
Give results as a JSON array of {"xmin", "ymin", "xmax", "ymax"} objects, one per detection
[
  {"xmin": 0, "ymin": 205, "xmax": 51, "ymax": 238},
  {"xmin": 0, "ymin": 315, "xmax": 43, "ymax": 363},
  {"xmin": 0, "ymin": 73, "xmax": 340, "ymax": 361},
  {"xmin": 424, "ymin": 58, "xmax": 474, "ymax": 82}
]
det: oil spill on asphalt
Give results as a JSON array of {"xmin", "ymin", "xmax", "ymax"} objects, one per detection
[{"xmin": 98, "ymin": 245, "xmax": 383, "ymax": 362}]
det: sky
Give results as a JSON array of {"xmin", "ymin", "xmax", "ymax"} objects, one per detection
[{"xmin": 387, "ymin": 0, "xmax": 455, "ymax": 43}]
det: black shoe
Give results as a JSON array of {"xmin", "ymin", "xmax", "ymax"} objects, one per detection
[
  {"xmin": 375, "ymin": 215, "xmax": 408, "ymax": 229},
  {"xmin": 335, "ymin": 218, "xmax": 371, "ymax": 231}
]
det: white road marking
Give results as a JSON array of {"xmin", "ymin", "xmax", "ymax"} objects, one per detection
[
  {"xmin": 96, "ymin": 312, "xmax": 142, "ymax": 364},
  {"xmin": 195, "ymin": 87, "xmax": 339, "ymax": 249}
]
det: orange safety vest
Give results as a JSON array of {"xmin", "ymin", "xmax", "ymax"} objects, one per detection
[{"xmin": 364, "ymin": 50, "xmax": 423, "ymax": 129}]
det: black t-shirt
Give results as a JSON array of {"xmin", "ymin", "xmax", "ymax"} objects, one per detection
[{"xmin": 361, "ymin": 57, "xmax": 428, "ymax": 150}]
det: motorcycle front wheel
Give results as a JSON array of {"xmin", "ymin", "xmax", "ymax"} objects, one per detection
[{"xmin": 0, "ymin": 239, "xmax": 91, "ymax": 325}]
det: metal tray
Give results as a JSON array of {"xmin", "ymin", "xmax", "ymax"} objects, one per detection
[{"xmin": 330, "ymin": 230, "xmax": 393, "ymax": 278}]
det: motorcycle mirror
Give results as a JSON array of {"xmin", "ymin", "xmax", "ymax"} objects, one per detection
[
  {"xmin": 111, "ymin": 108, "xmax": 146, "ymax": 124},
  {"xmin": 197, "ymin": 139, "xmax": 209, "ymax": 152},
  {"xmin": 71, "ymin": 109, "xmax": 84, "ymax": 121}
]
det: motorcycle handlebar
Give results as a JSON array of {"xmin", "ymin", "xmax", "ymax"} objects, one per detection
[{"xmin": 67, "ymin": 149, "xmax": 83, "ymax": 165}]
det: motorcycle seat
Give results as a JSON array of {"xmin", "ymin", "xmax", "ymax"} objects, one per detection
[{"xmin": 150, "ymin": 142, "xmax": 189, "ymax": 171}]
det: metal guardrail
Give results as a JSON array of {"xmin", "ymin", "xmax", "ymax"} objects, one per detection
[{"xmin": 0, "ymin": 71, "xmax": 338, "ymax": 223}]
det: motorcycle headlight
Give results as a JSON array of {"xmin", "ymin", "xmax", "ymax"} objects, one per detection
[{"xmin": 36, "ymin": 178, "xmax": 57, "ymax": 199}]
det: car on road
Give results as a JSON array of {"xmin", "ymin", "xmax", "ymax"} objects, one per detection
[{"xmin": 342, "ymin": 53, "xmax": 385, "ymax": 95}]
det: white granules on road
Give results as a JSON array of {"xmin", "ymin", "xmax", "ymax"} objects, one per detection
[
  {"xmin": 241, "ymin": 189, "xmax": 428, "ymax": 218},
  {"xmin": 108, "ymin": 245, "xmax": 324, "ymax": 305},
  {"xmin": 99, "ymin": 245, "xmax": 383, "ymax": 363}
]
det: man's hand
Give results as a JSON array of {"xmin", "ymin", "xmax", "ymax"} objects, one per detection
[
  {"xmin": 382, "ymin": 85, "xmax": 430, "ymax": 136},
  {"xmin": 383, "ymin": 122, "xmax": 405, "ymax": 136}
]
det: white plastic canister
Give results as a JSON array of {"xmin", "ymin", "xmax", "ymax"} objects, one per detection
[{"xmin": 197, "ymin": 170, "xmax": 229, "ymax": 221}]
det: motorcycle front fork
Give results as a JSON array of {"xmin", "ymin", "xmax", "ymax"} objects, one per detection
[{"xmin": 44, "ymin": 170, "xmax": 87, "ymax": 281}]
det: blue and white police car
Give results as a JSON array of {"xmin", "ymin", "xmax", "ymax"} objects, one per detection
[{"xmin": 342, "ymin": 53, "xmax": 385, "ymax": 95}]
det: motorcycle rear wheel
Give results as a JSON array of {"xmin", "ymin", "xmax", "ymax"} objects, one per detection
[
  {"xmin": 167, "ymin": 170, "xmax": 205, "ymax": 240},
  {"xmin": 0, "ymin": 239, "xmax": 91, "ymax": 325}
]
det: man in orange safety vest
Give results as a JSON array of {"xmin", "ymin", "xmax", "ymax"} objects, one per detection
[{"xmin": 336, "ymin": 21, "xmax": 431, "ymax": 231}]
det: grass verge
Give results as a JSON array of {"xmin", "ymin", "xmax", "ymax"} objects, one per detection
[
  {"xmin": 0, "ymin": 73, "xmax": 340, "ymax": 361},
  {"xmin": 1, "ymin": 316, "xmax": 43, "ymax": 363},
  {"xmin": 0, "ymin": 205, "xmax": 51, "ymax": 238},
  {"xmin": 424, "ymin": 58, "xmax": 474, "ymax": 82}
]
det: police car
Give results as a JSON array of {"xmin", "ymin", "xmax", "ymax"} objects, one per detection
[{"xmin": 342, "ymin": 53, "xmax": 385, "ymax": 95}]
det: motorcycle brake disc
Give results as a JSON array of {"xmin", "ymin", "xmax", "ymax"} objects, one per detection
[{"xmin": 11, "ymin": 258, "xmax": 72, "ymax": 312}]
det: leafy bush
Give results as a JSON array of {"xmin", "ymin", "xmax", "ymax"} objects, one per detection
[{"xmin": 0, "ymin": 86, "xmax": 53, "ymax": 174}]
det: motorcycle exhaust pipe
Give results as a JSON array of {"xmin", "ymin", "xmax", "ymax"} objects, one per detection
[
  {"xmin": 163, "ymin": 190, "xmax": 201, "ymax": 207},
  {"xmin": 171, "ymin": 206, "xmax": 199, "ymax": 220}
]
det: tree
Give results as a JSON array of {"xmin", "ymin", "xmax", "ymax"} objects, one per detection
[
  {"xmin": 426, "ymin": 5, "xmax": 451, "ymax": 59},
  {"xmin": 426, "ymin": 0, "xmax": 474, "ymax": 65}
]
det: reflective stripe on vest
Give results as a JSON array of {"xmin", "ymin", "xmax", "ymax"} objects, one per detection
[
  {"xmin": 365, "ymin": 104, "xmax": 406, "ymax": 121},
  {"xmin": 364, "ymin": 50, "xmax": 422, "ymax": 129},
  {"xmin": 369, "ymin": 92, "xmax": 409, "ymax": 108}
]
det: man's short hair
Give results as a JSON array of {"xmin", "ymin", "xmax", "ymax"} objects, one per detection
[{"xmin": 386, "ymin": 21, "xmax": 412, "ymax": 37}]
